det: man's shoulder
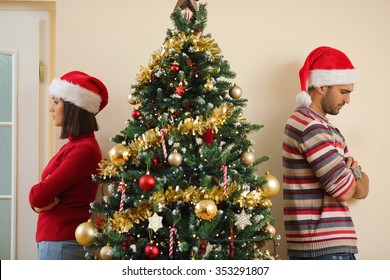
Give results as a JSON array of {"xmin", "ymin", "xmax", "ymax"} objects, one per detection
[
  {"xmin": 288, "ymin": 107, "xmax": 314, "ymax": 124},
  {"xmin": 293, "ymin": 107, "xmax": 326, "ymax": 122},
  {"xmin": 287, "ymin": 107, "xmax": 327, "ymax": 132}
]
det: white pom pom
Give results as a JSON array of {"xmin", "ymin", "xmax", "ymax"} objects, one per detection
[{"xmin": 296, "ymin": 91, "xmax": 311, "ymax": 107}]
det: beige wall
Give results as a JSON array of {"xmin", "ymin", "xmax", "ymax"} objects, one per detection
[{"xmin": 21, "ymin": 0, "xmax": 390, "ymax": 259}]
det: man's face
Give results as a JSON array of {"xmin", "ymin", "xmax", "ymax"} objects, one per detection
[{"xmin": 321, "ymin": 84, "xmax": 354, "ymax": 115}]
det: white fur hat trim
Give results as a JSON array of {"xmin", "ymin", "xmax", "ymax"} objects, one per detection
[{"xmin": 49, "ymin": 78, "xmax": 102, "ymax": 114}]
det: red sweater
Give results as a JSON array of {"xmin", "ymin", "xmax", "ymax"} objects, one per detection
[{"xmin": 29, "ymin": 133, "xmax": 102, "ymax": 242}]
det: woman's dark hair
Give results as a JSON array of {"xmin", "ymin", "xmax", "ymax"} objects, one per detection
[{"xmin": 60, "ymin": 100, "xmax": 99, "ymax": 139}]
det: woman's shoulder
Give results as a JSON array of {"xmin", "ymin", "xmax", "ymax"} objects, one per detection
[{"xmin": 67, "ymin": 135, "xmax": 100, "ymax": 153}]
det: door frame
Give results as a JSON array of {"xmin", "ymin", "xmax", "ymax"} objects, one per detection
[
  {"xmin": 0, "ymin": 1, "xmax": 56, "ymax": 260},
  {"xmin": 0, "ymin": 49, "xmax": 18, "ymax": 259}
]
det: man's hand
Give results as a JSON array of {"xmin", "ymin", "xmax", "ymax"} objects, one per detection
[{"xmin": 345, "ymin": 156, "xmax": 360, "ymax": 169}]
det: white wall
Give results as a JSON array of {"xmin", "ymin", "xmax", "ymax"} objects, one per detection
[{"xmin": 50, "ymin": 0, "xmax": 390, "ymax": 260}]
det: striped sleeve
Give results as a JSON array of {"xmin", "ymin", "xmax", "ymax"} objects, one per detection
[{"xmin": 300, "ymin": 122, "xmax": 354, "ymax": 198}]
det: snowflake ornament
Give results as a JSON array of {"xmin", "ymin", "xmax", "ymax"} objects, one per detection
[
  {"xmin": 148, "ymin": 213, "xmax": 163, "ymax": 231},
  {"xmin": 235, "ymin": 210, "xmax": 252, "ymax": 230}
]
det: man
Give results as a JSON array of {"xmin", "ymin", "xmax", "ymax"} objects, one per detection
[{"xmin": 282, "ymin": 46, "xmax": 369, "ymax": 260}]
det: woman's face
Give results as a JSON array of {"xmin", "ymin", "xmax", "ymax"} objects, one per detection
[{"xmin": 49, "ymin": 97, "xmax": 64, "ymax": 126}]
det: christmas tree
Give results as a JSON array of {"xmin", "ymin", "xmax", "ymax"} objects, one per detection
[{"xmin": 76, "ymin": 1, "xmax": 281, "ymax": 260}]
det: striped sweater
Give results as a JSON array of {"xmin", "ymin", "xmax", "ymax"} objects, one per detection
[{"xmin": 282, "ymin": 106, "xmax": 357, "ymax": 258}]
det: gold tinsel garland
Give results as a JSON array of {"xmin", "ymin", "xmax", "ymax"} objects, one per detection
[
  {"xmin": 188, "ymin": 32, "xmax": 221, "ymax": 57},
  {"xmin": 177, "ymin": 103, "xmax": 233, "ymax": 135},
  {"xmin": 107, "ymin": 183, "xmax": 272, "ymax": 233},
  {"xmin": 97, "ymin": 161, "xmax": 124, "ymax": 179},
  {"xmin": 254, "ymin": 249, "xmax": 279, "ymax": 260},
  {"xmin": 137, "ymin": 32, "xmax": 221, "ymax": 84},
  {"xmin": 98, "ymin": 103, "xmax": 234, "ymax": 178},
  {"xmin": 128, "ymin": 127, "xmax": 162, "ymax": 160}
]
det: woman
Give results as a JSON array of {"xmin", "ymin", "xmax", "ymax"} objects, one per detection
[{"xmin": 29, "ymin": 71, "xmax": 109, "ymax": 260}]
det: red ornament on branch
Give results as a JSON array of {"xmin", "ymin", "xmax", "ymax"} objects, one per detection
[
  {"xmin": 145, "ymin": 123, "xmax": 153, "ymax": 129},
  {"xmin": 171, "ymin": 63, "xmax": 180, "ymax": 72},
  {"xmin": 187, "ymin": 59, "xmax": 195, "ymax": 69},
  {"xmin": 175, "ymin": 84, "xmax": 185, "ymax": 95},
  {"xmin": 203, "ymin": 128, "xmax": 215, "ymax": 145},
  {"xmin": 199, "ymin": 240, "xmax": 207, "ymax": 255},
  {"xmin": 139, "ymin": 172, "xmax": 156, "ymax": 191},
  {"xmin": 132, "ymin": 109, "xmax": 141, "ymax": 119},
  {"xmin": 144, "ymin": 243, "xmax": 160, "ymax": 259},
  {"xmin": 152, "ymin": 155, "xmax": 162, "ymax": 168}
]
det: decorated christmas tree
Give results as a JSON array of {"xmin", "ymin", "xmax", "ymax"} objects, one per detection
[{"xmin": 75, "ymin": 1, "xmax": 281, "ymax": 260}]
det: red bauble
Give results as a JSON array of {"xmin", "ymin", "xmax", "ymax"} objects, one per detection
[
  {"xmin": 139, "ymin": 174, "xmax": 156, "ymax": 191},
  {"xmin": 122, "ymin": 240, "xmax": 127, "ymax": 251},
  {"xmin": 152, "ymin": 156, "xmax": 161, "ymax": 168},
  {"xmin": 144, "ymin": 244, "xmax": 160, "ymax": 259},
  {"xmin": 146, "ymin": 123, "xmax": 153, "ymax": 129},
  {"xmin": 171, "ymin": 63, "xmax": 180, "ymax": 72},
  {"xmin": 132, "ymin": 109, "xmax": 141, "ymax": 119},
  {"xmin": 203, "ymin": 128, "xmax": 215, "ymax": 146}
]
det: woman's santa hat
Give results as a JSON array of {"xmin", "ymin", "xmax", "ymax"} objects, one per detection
[
  {"xmin": 296, "ymin": 46, "xmax": 358, "ymax": 106},
  {"xmin": 49, "ymin": 71, "xmax": 108, "ymax": 114}
]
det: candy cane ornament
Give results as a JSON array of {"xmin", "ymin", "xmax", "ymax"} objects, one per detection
[
  {"xmin": 169, "ymin": 226, "xmax": 177, "ymax": 259},
  {"xmin": 117, "ymin": 181, "xmax": 126, "ymax": 213},
  {"xmin": 221, "ymin": 164, "xmax": 227, "ymax": 196},
  {"xmin": 160, "ymin": 128, "xmax": 168, "ymax": 159}
]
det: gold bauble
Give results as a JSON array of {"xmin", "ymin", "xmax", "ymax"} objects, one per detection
[
  {"xmin": 75, "ymin": 220, "xmax": 98, "ymax": 246},
  {"xmin": 241, "ymin": 151, "xmax": 255, "ymax": 165},
  {"xmin": 258, "ymin": 171, "xmax": 281, "ymax": 198},
  {"xmin": 204, "ymin": 81, "xmax": 214, "ymax": 91},
  {"xmin": 127, "ymin": 93, "xmax": 140, "ymax": 105},
  {"xmin": 168, "ymin": 150, "xmax": 183, "ymax": 166},
  {"xmin": 195, "ymin": 200, "xmax": 218, "ymax": 220},
  {"xmin": 108, "ymin": 143, "xmax": 130, "ymax": 165},
  {"xmin": 100, "ymin": 245, "xmax": 114, "ymax": 260},
  {"xmin": 265, "ymin": 224, "xmax": 276, "ymax": 238},
  {"xmin": 229, "ymin": 84, "xmax": 242, "ymax": 99}
]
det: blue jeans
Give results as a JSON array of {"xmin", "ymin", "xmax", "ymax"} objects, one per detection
[
  {"xmin": 290, "ymin": 253, "xmax": 356, "ymax": 260},
  {"xmin": 38, "ymin": 240, "xmax": 86, "ymax": 260}
]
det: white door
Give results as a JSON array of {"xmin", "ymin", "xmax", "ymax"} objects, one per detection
[{"xmin": 0, "ymin": 11, "xmax": 50, "ymax": 260}]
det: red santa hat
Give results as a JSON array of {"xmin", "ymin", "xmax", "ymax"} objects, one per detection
[
  {"xmin": 296, "ymin": 46, "xmax": 358, "ymax": 106},
  {"xmin": 49, "ymin": 71, "xmax": 108, "ymax": 114}
]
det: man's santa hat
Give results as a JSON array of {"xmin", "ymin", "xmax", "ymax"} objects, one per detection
[
  {"xmin": 49, "ymin": 71, "xmax": 108, "ymax": 114},
  {"xmin": 296, "ymin": 46, "xmax": 358, "ymax": 106}
]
